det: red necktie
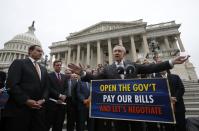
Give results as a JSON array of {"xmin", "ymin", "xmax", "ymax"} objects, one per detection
[{"xmin": 57, "ymin": 73, "xmax": 62, "ymax": 84}]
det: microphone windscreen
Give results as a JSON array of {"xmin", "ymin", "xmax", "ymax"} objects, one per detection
[
  {"xmin": 126, "ymin": 65, "xmax": 135, "ymax": 74},
  {"xmin": 117, "ymin": 66, "xmax": 124, "ymax": 74}
]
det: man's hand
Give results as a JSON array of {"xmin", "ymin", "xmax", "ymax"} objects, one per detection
[
  {"xmin": 37, "ymin": 99, "xmax": 45, "ymax": 106},
  {"xmin": 171, "ymin": 97, "xmax": 177, "ymax": 111},
  {"xmin": 171, "ymin": 97, "xmax": 177, "ymax": 104},
  {"xmin": 57, "ymin": 100, "xmax": 64, "ymax": 104},
  {"xmin": 172, "ymin": 55, "xmax": 190, "ymax": 65},
  {"xmin": 25, "ymin": 99, "xmax": 42, "ymax": 109},
  {"xmin": 68, "ymin": 63, "xmax": 82, "ymax": 75},
  {"xmin": 59, "ymin": 94, "xmax": 66, "ymax": 102},
  {"xmin": 83, "ymin": 98, "xmax": 91, "ymax": 108}
]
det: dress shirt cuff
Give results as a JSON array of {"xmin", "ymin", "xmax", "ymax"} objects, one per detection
[
  {"xmin": 59, "ymin": 94, "xmax": 63, "ymax": 98},
  {"xmin": 42, "ymin": 99, "xmax": 45, "ymax": 103},
  {"xmin": 169, "ymin": 60, "xmax": 174, "ymax": 68}
]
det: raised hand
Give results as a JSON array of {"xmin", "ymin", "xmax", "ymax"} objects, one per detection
[
  {"xmin": 68, "ymin": 63, "xmax": 82, "ymax": 75},
  {"xmin": 172, "ymin": 55, "xmax": 190, "ymax": 65}
]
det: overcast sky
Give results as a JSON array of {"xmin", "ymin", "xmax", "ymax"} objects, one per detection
[{"xmin": 0, "ymin": 0, "xmax": 199, "ymax": 76}]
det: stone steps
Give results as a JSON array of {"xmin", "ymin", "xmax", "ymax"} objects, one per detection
[
  {"xmin": 185, "ymin": 87, "xmax": 199, "ymax": 92},
  {"xmin": 185, "ymin": 108, "xmax": 199, "ymax": 116},
  {"xmin": 185, "ymin": 102, "xmax": 199, "ymax": 108},
  {"xmin": 184, "ymin": 96, "xmax": 199, "ymax": 102},
  {"xmin": 182, "ymin": 80, "xmax": 199, "ymax": 117}
]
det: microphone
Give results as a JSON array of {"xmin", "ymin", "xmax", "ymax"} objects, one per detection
[
  {"xmin": 117, "ymin": 66, "xmax": 124, "ymax": 74},
  {"xmin": 126, "ymin": 64, "xmax": 136, "ymax": 74},
  {"xmin": 1, "ymin": 87, "xmax": 10, "ymax": 92}
]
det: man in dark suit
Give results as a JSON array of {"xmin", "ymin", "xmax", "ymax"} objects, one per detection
[
  {"xmin": 45, "ymin": 60, "xmax": 68, "ymax": 131},
  {"xmin": 148, "ymin": 68, "xmax": 186, "ymax": 131},
  {"xmin": 76, "ymin": 81, "xmax": 92, "ymax": 131},
  {"xmin": 65, "ymin": 70, "xmax": 79, "ymax": 131},
  {"xmin": 68, "ymin": 45, "xmax": 189, "ymax": 131},
  {"xmin": 0, "ymin": 71, "xmax": 6, "ymax": 91},
  {"xmin": 165, "ymin": 70, "xmax": 186, "ymax": 131},
  {"xmin": 0, "ymin": 71, "xmax": 6, "ymax": 130},
  {"xmin": 4, "ymin": 45, "xmax": 49, "ymax": 131}
]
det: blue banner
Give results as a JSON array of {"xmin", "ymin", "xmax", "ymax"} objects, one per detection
[{"xmin": 90, "ymin": 78, "xmax": 176, "ymax": 123}]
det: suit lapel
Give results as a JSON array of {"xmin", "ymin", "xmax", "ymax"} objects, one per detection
[
  {"xmin": 26, "ymin": 59, "xmax": 41, "ymax": 81},
  {"xmin": 110, "ymin": 63, "xmax": 121, "ymax": 79},
  {"xmin": 167, "ymin": 74, "xmax": 175, "ymax": 96}
]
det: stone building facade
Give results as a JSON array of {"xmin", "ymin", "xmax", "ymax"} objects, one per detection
[
  {"xmin": 0, "ymin": 22, "xmax": 41, "ymax": 72},
  {"xmin": 49, "ymin": 19, "xmax": 198, "ymax": 80}
]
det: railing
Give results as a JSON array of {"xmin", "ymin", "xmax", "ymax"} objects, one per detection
[{"xmin": 146, "ymin": 21, "xmax": 176, "ymax": 30}]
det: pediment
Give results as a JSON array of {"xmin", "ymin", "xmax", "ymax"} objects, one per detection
[{"xmin": 70, "ymin": 20, "xmax": 145, "ymax": 37}]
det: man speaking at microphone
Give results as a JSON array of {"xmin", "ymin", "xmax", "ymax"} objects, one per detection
[{"xmin": 68, "ymin": 45, "xmax": 189, "ymax": 131}]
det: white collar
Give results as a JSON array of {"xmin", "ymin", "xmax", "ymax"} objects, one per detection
[
  {"xmin": 29, "ymin": 57, "xmax": 37, "ymax": 63},
  {"xmin": 115, "ymin": 60, "xmax": 124, "ymax": 65},
  {"xmin": 55, "ymin": 71, "xmax": 61, "ymax": 75}
]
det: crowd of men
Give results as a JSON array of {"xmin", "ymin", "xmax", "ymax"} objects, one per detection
[{"xmin": 0, "ymin": 44, "xmax": 196, "ymax": 131}]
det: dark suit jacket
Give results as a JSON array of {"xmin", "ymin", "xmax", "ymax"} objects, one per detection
[
  {"xmin": 0, "ymin": 71, "xmax": 6, "ymax": 89},
  {"xmin": 48, "ymin": 72, "xmax": 68, "ymax": 99},
  {"xmin": 77, "ymin": 81, "xmax": 90, "ymax": 109},
  {"xmin": 5, "ymin": 58, "xmax": 49, "ymax": 116},
  {"xmin": 82, "ymin": 60, "xmax": 172, "ymax": 81},
  {"xmin": 66, "ymin": 79, "xmax": 79, "ymax": 104},
  {"xmin": 167, "ymin": 74, "xmax": 186, "ymax": 113}
]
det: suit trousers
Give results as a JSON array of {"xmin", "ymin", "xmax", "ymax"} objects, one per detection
[
  {"xmin": 66, "ymin": 97, "xmax": 78, "ymax": 131},
  {"xmin": 78, "ymin": 106, "xmax": 94, "ymax": 131},
  {"xmin": 3, "ymin": 107, "xmax": 47, "ymax": 131},
  {"xmin": 45, "ymin": 101, "xmax": 66, "ymax": 131},
  {"xmin": 164, "ymin": 111, "xmax": 186, "ymax": 131},
  {"xmin": 114, "ymin": 120, "xmax": 144, "ymax": 131}
]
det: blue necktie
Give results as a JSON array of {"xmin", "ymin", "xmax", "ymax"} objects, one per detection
[
  {"xmin": 86, "ymin": 82, "xmax": 90, "ymax": 91},
  {"xmin": 68, "ymin": 80, "xmax": 71, "ymax": 96}
]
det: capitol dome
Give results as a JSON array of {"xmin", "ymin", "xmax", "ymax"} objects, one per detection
[
  {"xmin": 0, "ymin": 21, "xmax": 42, "ymax": 72},
  {"xmin": 8, "ymin": 21, "xmax": 41, "ymax": 46}
]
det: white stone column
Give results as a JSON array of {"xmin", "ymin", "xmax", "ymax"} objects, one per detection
[
  {"xmin": 176, "ymin": 34, "xmax": 185, "ymax": 52},
  {"xmin": 164, "ymin": 36, "xmax": 170, "ymax": 50},
  {"xmin": 3, "ymin": 53, "xmax": 7, "ymax": 61},
  {"xmin": 23, "ymin": 54, "xmax": 26, "ymax": 59},
  {"xmin": 13, "ymin": 53, "xmax": 17, "ymax": 60},
  {"xmin": 119, "ymin": 37, "xmax": 123, "ymax": 46},
  {"xmin": 81, "ymin": 49, "xmax": 85, "ymax": 64},
  {"xmin": 97, "ymin": 40, "xmax": 101, "ymax": 64},
  {"xmin": 49, "ymin": 54, "xmax": 53, "ymax": 69},
  {"xmin": 173, "ymin": 39, "xmax": 178, "ymax": 49},
  {"xmin": 67, "ymin": 47, "xmax": 71, "ymax": 65},
  {"xmin": 64, "ymin": 51, "xmax": 67, "ymax": 65},
  {"xmin": 8, "ymin": 53, "xmax": 12, "ymax": 61},
  {"xmin": 72, "ymin": 50, "xmax": 76, "ymax": 63},
  {"xmin": 19, "ymin": 54, "xmax": 23, "ymax": 59},
  {"xmin": 142, "ymin": 34, "xmax": 150, "ymax": 56},
  {"xmin": 57, "ymin": 53, "xmax": 60, "ymax": 60},
  {"xmin": 76, "ymin": 44, "xmax": 80, "ymax": 64},
  {"xmin": 1, "ymin": 53, "xmax": 5, "ymax": 61},
  {"xmin": 90, "ymin": 47, "xmax": 94, "ymax": 65},
  {"xmin": 130, "ymin": 35, "xmax": 137, "ymax": 62},
  {"xmin": 0, "ymin": 53, "xmax": 2, "ymax": 61},
  {"xmin": 86, "ymin": 43, "xmax": 90, "ymax": 65},
  {"xmin": 107, "ymin": 39, "xmax": 112, "ymax": 64}
]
